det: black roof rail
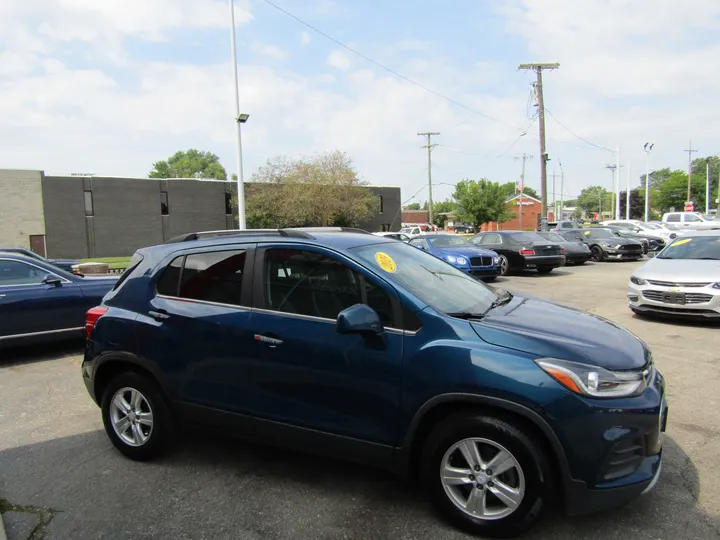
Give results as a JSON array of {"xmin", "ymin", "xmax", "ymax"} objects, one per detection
[{"xmin": 166, "ymin": 226, "xmax": 371, "ymax": 244}]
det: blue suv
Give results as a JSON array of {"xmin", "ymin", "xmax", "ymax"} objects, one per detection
[{"xmin": 82, "ymin": 228, "xmax": 667, "ymax": 537}]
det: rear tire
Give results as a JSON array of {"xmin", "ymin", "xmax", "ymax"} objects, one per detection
[
  {"xmin": 420, "ymin": 412, "xmax": 551, "ymax": 538},
  {"xmin": 101, "ymin": 371, "xmax": 175, "ymax": 461},
  {"xmin": 498, "ymin": 255, "xmax": 510, "ymax": 276}
]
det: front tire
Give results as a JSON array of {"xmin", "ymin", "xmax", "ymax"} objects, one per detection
[
  {"xmin": 590, "ymin": 246, "xmax": 604, "ymax": 262},
  {"xmin": 421, "ymin": 412, "xmax": 551, "ymax": 538},
  {"xmin": 101, "ymin": 371, "xmax": 175, "ymax": 461}
]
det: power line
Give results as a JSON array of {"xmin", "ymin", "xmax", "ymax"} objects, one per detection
[
  {"xmin": 260, "ymin": 0, "xmax": 525, "ymax": 130},
  {"xmin": 544, "ymin": 108, "xmax": 614, "ymax": 152}
]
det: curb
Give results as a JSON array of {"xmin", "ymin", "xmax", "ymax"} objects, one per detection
[{"xmin": 0, "ymin": 511, "xmax": 7, "ymax": 540}]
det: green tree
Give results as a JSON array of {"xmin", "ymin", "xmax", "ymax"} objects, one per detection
[
  {"xmin": 452, "ymin": 179, "xmax": 510, "ymax": 231},
  {"xmin": 432, "ymin": 199, "xmax": 457, "ymax": 228},
  {"xmin": 149, "ymin": 149, "xmax": 227, "ymax": 179},
  {"xmin": 619, "ymin": 190, "xmax": 645, "ymax": 220},
  {"xmin": 242, "ymin": 150, "xmax": 378, "ymax": 228},
  {"xmin": 639, "ymin": 167, "xmax": 672, "ymax": 189},
  {"xmin": 499, "ymin": 181, "xmax": 539, "ymax": 200},
  {"xmin": 406, "ymin": 202, "xmax": 421, "ymax": 210},
  {"xmin": 577, "ymin": 186, "xmax": 612, "ymax": 214},
  {"xmin": 572, "ymin": 208, "xmax": 582, "ymax": 219}
]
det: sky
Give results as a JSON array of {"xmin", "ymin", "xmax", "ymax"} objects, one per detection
[{"xmin": 1, "ymin": 0, "xmax": 719, "ymax": 206}]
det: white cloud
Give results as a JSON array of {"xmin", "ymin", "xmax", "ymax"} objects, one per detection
[
  {"xmin": 300, "ymin": 32, "xmax": 311, "ymax": 46},
  {"xmin": 251, "ymin": 42, "xmax": 287, "ymax": 60},
  {"xmin": 326, "ymin": 50, "xmax": 351, "ymax": 70}
]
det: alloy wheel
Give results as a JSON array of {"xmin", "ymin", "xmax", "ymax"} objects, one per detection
[
  {"xmin": 110, "ymin": 387, "xmax": 154, "ymax": 447},
  {"xmin": 591, "ymin": 246, "xmax": 603, "ymax": 262},
  {"xmin": 440, "ymin": 437, "xmax": 525, "ymax": 520},
  {"xmin": 498, "ymin": 256, "xmax": 509, "ymax": 275}
]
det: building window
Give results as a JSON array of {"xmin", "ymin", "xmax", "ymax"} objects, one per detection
[
  {"xmin": 225, "ymin": 192, "xmax": 233, "ymax": 215},
  {"xmin": 379, "ymin": 196, "xmax": 384, "ymax": 214},
  {"xmin": 161, "ymin": 191, "xmax": 169, "ymax": 215},
  {"xmin": 83, "ymin": 190, "xmax": 94, "ymax": 216}
]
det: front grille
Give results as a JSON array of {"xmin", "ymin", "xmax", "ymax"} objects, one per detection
[
  {"xmin": 469, "ymin": 256, "xmax": 493, "ymax": 267},
  {"xmin": 619, "ymin": 244, "xmax": 643, "ymax": 252},
  {"xmin": 647, "ymin": 280, "xmax": 710, "ymax": 287},
  {"xmin": 600, "ymin": 437, "xmax": 644, "ymax": 482},
  {"xmin": 642, "ymin": 290, "xmax": 713, "ymax": 304}
]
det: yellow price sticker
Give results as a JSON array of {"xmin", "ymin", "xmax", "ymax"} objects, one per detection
[
  {"xmin": 583, "ymin": 230, "xmax": 591, "ymax": 235},
  {"xmin": 375, "ymin": 252, "xmax": 397, "ymax": 273},
  {"xmin": 671, "ymin": 238, "xmax": 692, "ymax": 246}
]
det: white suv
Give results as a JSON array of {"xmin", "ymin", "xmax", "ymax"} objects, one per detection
[{"xmin": 662, "ymin": 212, "xmax": 720, "ymax": 231}]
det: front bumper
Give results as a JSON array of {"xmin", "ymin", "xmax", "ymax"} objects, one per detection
[
  {"xmin": 628, "ymin": 282, "xmax": 720, "ymax": 317},
  {"xmin": 544, "ymin": 367, "xmax": 667, "ymax": 515},
  {"xmin": 604, "ymin": 248, "xmax": 643, "ymax": 260},
  {"xmin": 464, "ymin": 266, "xmax": 501, "ymax": 278}
]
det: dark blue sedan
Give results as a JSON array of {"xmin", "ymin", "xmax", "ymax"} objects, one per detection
[
  {"xmin": 0, "ymin": 247, "xmax": 81, "ymax": 273},
  {"xmin": 0, "ymin": 252, "xmax": 118, "ymax": 346},
  {"xmin": 409, "ymin": 233, "xmax": 501, "ymax": 281}
]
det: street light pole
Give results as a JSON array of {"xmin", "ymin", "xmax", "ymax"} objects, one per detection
[
  {"xmin": 229, "ymin": 0, "xmax": 246, "ymax": 230},
  {"xmin": 644, "ymin": 143, "xmax": 654, "ymax": 222},
  {"xmin": 706, "ymin": 158, "xmax": 711, "ymax": 215}
]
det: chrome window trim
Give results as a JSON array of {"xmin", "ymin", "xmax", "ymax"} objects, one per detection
[
  {"xmin": 155, "ymin": 294, "xmax": 250, "ymax": 311},
  {"xmin": 0, "ymin": 327, "xmax": 83, "ymax": 341},
  {"xmin": 0, "ymin": 257, "xmax": 72, "ymax": 287}
]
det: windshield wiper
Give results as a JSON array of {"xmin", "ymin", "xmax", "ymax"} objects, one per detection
[
  {"xmin": 482, "ymin": 292, "xmax": 514, "ymax": 315},
  {"xmin": 447, "ymin": 311, "xmax": 487, "ymax": 320}
]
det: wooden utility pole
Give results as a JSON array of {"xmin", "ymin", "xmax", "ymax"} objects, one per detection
[
  {"xmin": 513, "ymin": 154, "xmax": 533, "ymax": 229},
  {"xmin": 685, "ymin": 140, "xmax": 697, "ymax": 202},
  {"xmin": 418, "ymin": 132, "xmax": 440, "ymax": 224},
  {"xmin": 519, "ymin": 62, "xmax": 559, "ymax": 224}
]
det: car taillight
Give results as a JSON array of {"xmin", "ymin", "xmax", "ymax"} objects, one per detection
[
  {"xmin": 561, "ymin": 247, "xmax": 566, "ymax": 254},
  {"xmin": 85, "ymin": 306, "xmax": 108, "ymax": 339},
  {"xmin": 519, "ymin": 248, "xmax": 535, "ymax": 255}
]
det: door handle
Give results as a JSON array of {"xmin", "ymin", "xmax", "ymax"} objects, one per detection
[
  {"xmin": 148, "ymin": 310, "xmax": 170, "ymax": 320},
  {"xmin": 254, "ymin": 334, "xmax": 283, "ymax": 347}
]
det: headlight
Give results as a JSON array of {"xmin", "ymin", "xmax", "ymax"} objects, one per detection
[
  {"xmin": 600, "ymin": 241, "xmax": 613, "ymax": 248},
  {"xmin": 630, "ymin": 275, "xmax": 647, "ymax": 285},
  {"xmin": 535, "ymin": 358, "xmax": 646, "ymax": 398},
  {"xmin": 456, "ymin": 257, "xmax": 467, "ymax": 265},
  {"xmin": 445, "ymin": 255, "xmax": 457, "ymax": 263},
  {"xmin": 713, "ymin": 282, "xmax": 720, "ymax": 290},
  {"xmin": 493, "ymin": 256, "xmax": 500, "ymax": 264}
]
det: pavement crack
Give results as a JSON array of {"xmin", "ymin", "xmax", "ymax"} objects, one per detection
[{"xmin": 0, "ymin": 499, "xmax": 59, "ymax": 540}]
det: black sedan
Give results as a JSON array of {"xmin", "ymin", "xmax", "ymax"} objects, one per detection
[
  {"xmin": 470, "ymin": 231, "xmax": 566, "ymax": 275},
  {"xmin": 559, "ymin": 228, "xmax": 644, "ymax": 262},
  {"xmin": 604, "ymin": 226, "xmax": 666, "ymax": 253},
  {"xmin": 536, "ymin": 232, "xmax": 591, "ymax": 264}
]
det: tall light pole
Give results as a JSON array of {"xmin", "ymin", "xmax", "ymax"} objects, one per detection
[
  {"xmin": 644, "ymin": 143, "xmax": 654, "ymax": 222},
  {"xmin": 706, "ymin": 158, "xmax": 711, "ymax": 215},
  {"xmin": 626, "ymin": 163, "xmax": 631, "ymax": 220},
  {"xmin": 615, "ymin": 146, "xmax": 621, "ymax": 220},
  {"xmin": 229, "ymin": 0, "xmax": 247, "ymax": 229}
]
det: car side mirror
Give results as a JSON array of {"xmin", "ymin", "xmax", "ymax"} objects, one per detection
[
  {"xmin": 42, "ymin": 274, "xmax": 62, "ymax": 286},
  {"xmin": 337, "ymin": 304, "xmax": 384, "ymax": 335},
  {"xmin": 415, "ymin": 244, "xmax": 426, "ymax": 250}
]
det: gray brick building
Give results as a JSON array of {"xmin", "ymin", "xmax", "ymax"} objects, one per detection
[{"xmin": 0, "ymin": 170, "xmax": 401, "ymax": 258}]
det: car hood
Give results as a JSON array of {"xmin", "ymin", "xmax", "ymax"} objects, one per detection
[
  {"xmin": 433, "ymin": 246, "xmax": 497, "ymax": 257},
  {"xmin": 633, "ymin": 258, "xmax": 720, "ymax": 283},
  {"xmin": 589, "ymin": 236, "xmax": 641, "ymax": 246},
  {"xmin": 471, "ymin": 295, "xmax": 648, "ymax": 370}
]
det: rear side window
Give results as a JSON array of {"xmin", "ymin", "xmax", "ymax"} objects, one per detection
[
  {"xmin": 112, "ymin": 252, "xmax": 144, "ymax": 291},
  {"xmin": 666, "ymin": 214, "xmax": 681, "ymax": 223},
  {"xmin": 156, "ymin": 250, "xmax": 248, "ymax": 306}
]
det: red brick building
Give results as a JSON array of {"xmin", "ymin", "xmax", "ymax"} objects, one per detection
[
  {"xmin": 401, "ymin": 209, "xmax": 430, "ymax": 225},
  {"xmin": 479, "ymin": 194, "xmax": 554, "ymax": 232}
]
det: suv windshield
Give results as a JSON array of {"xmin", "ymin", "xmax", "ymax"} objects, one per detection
[
  {"xmin": 351, "ymin": 242, "xmax": 497, "ymax": 314},
  {"xmin": 657, "ymin": 236, "xmax": 720, "ymax": 260},
  {"xmin": 426, "ymin": 236, "xmax": 472, "ymax": 248}
]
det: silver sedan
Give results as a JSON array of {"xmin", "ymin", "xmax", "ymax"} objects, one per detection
[{"xmin": 627, "ymin": 231, "xmax": 720, "ymax": 318}]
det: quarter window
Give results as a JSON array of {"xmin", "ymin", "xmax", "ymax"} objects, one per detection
[
  {"xmin": 156, "ymin": 250, "xmax": 247, "ymax": 306},
  {"xmin": 478, "ymin": 233, "xmax": 502, "ymax": 244},
  {"xmin": 263, "ymin": 249, "xmax": 394, "ymax": 326},
  {"xmin": 0, "ymin": 260, "xmax": 47, "ymax": 286}
]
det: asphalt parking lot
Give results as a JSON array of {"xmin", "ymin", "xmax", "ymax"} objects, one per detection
[{"xmin": 1, "ymin": 261, "xmax": 719, "ymax": 540}]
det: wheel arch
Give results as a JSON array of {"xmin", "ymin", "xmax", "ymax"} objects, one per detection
[
  {"xmin": 93, "ymin": 352, "xmax": 169, "ymax": 406},
  {"xmin": 399, "ymin": 394, "xmax": 571, "ymax": 499}
]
